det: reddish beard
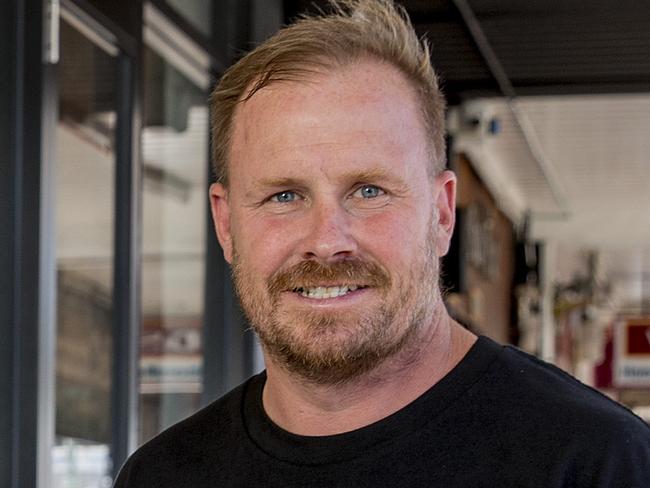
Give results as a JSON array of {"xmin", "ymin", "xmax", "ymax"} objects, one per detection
[{"xmin": 232, "ymin": 236, "xmax": 439, "ymax": 385}]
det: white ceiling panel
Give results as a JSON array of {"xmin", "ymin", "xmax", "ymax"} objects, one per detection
[{"xmin": 453, "ymin": 93, "xmax": 650, "ymax": 309}]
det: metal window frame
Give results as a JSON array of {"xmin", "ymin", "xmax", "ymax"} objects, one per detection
[
  {"xmin": 111, "ymin": 44, "xmax": 142, "ymax": 477},
  {"xmin": 1, "ymin": 0, "xmax": 48, "ymax": 486},
  {"xmin": 43, "ymin": 0, "xmax": 142, "ymax": 481}
]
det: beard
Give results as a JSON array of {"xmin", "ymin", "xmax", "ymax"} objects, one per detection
[{"xmin": 231, "ymin": 222, "xmax": 440, "ymax": 385}]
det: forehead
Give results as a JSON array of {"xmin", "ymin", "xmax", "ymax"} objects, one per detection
[
  {"xmin": 235, "ymin": 59, "xmax": 424, "ymax": 133},
  {"xmin": 228, "ymin": 60, "xmax": 430, "ymax": 187}
]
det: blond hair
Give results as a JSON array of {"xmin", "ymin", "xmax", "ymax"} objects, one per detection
[{"xmin": 210, "ymin": 0, "xmax": 446, "ymax": 185}]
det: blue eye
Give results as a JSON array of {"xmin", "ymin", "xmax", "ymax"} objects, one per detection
[
  {"xmin": 356, "ymin": 185, "xmax": 383, "ymax": 199},
  {"xmin": 270, "ymin": 191, "xmax": 297, "ymax": 203}
]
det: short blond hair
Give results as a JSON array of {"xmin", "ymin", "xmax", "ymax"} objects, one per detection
[{"xmin": 210, "ymin": 0, "xmax": 446, "ymax": 185}]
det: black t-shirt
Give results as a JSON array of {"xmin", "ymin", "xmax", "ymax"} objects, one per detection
[{"xmin": 114, "ymin": 337, "xmax": 650, "ymax": 487}]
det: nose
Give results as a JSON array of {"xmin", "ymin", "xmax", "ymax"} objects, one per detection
[{"xmin": 300, "ymin": 199, "xmax": 358, "ymax": 262}]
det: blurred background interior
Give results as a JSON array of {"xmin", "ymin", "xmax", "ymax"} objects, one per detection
[{"xmin": 2, "ymin": 1, "xmax": 649, "ymax": 487}]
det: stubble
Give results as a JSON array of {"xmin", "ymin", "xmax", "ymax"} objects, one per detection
[{"xmin": 231, "ymin": 221, "xmax": 440, "ymax": 385}]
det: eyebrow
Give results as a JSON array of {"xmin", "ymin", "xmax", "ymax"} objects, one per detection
[
  {"xmin": 253, "ymin": 168, "xmax": 408, "ymax": 191},
  {"xmin": 254, "ymin": 176, "xmax": 305, "ymax": 190},
  {"xmin": 338, "ymin": 168, "xmax": 406, "ymax": 187}
]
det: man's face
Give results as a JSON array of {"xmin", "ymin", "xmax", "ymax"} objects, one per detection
[{"xmin": 210, "ymin": 59, "xmax": 456, "ymax": 383}]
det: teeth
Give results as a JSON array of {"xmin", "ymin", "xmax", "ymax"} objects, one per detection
[{"xmin": 299, "ymin": 285, "xmax": 361, "ymax": 299}]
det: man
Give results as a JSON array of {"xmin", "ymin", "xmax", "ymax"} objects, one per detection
[{"xmin": 115, "ymin": 1, "xmax": 650, "ymax": 486}]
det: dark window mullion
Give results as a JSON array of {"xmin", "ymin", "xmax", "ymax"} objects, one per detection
[
  {"xmin": 1, "ymin": 0, "xmax": 49, "ymax": 487},
  {"xmin": 111, "ymin": 49, "xmax": 142, "ymax": 477}
]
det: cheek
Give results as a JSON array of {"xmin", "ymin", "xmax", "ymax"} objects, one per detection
[
  {"xmin": 232, "ymin": 213, "xmax": 297, "ymax": 276},
  {"xmin": 356, "ymin": 210, "xmax": 428, "ymax": 266}
]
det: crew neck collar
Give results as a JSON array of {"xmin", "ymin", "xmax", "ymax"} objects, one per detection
[{"xmin": 242, "ymin": 336, "xmax": 502, "ymax": 465}]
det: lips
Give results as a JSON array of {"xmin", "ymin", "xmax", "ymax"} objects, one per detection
[{"xmin": 292, "ymin": 285, "xmax": 365, "ymax": 299}]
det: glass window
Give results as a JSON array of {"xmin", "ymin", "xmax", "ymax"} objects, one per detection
[
  {"xmin": 53, "ymin": 17, "xmax": 117, "ymax": 488},
  {"xmin": 139, "ymin": 41, "xmax": 209, "ymax": 443},
  {"xmin": 166, "ymin": 0, "xmax": 214, "ymax": 38}
]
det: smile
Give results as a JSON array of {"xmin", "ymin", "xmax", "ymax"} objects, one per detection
[{"xmin": 293, "ymin": 285, "xmax": 365, "ymax": 299}]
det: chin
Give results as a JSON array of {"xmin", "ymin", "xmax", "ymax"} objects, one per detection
[{"xmin": 256, "ymin": 307, "xmax": 419, "ymax": 384}]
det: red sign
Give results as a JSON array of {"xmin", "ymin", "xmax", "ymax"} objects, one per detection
[{"xmin": 626, "ymin": 320, "xmax": 650, "ymax": 355}]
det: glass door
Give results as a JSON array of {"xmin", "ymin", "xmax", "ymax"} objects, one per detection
[
  {"xmin": 138, "ymin": 3, "xmax": 211, "ymax": 444},
  {"xmin": 51, "ymin": 10, "xmax": 119, "ymax": 488}
]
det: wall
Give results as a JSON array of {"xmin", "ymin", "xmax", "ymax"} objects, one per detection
[{"xmin": 447, "ymin": 153, "xmax": 515, "ymax": 343}]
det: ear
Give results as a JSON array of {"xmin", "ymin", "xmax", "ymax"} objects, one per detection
[
  {"xmin": 433, "ymin": 170, "xmax": 457, "ymax": 257},
  {"xmin": 209, "ymin": 183, "xmax": 234, "ymax": 263}
]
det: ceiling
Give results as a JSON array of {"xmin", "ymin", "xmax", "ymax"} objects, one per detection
[
  {"xmin": 285, "ymin": 0, "xmax": 650, "ymax": 102},
  {"xmin": 454, "ymin": 94, "xmax": 650, "ymax": 312},
  {"xmin": 454, "ymin": 94, "xmax": 650, "ymax": 243}
]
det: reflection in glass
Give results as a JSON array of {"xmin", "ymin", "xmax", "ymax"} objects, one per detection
[
  {"xmin": 140, "ymin": 44, "xmax": 208, "ymax": 443},
  {"xmin": 53, "ymin": 18, "xmax": 117, "ymax": 488},
  {"xmin": 166, "ymin": 0, "xmax": 214, "ymax": 37}
]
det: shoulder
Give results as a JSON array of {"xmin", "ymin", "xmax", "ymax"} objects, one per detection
[
  {"xmin": 489, "ymin": 342, "xmax": 649, "ymax": 458},
  {"xmin": 496, "ymin": 344, "xmax": 643, "ymax": 420},
  {"xmin": 114, "ymin": 375, "xmax": 258, "ymax": 487},
  {"xmin": 463, "ymin": 339, "xmax": 650, "ymax": 485}
]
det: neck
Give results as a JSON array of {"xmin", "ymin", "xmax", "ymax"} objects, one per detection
[{"xmin": 261, "ymin": 311, "xmax": 477, "ymax": 436}]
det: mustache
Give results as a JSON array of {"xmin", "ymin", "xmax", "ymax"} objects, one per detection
[{"xmin": 268, "ymin": 259, "xmax": 391, "ymax": 295}]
